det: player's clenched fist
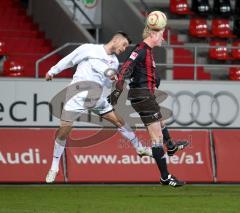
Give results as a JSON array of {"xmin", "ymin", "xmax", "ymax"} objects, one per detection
[{"xmin": 45, "ymin": 73, "xmax": 53, "ymax": 81}]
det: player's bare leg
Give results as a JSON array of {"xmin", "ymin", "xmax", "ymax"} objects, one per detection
[
  {"xmin": 46, "ymin": 121, "xmax": 72, "ymax": 183},
  {"xmin": 102, "ymin": 111, "xmax": 152, "ymax": 157}
]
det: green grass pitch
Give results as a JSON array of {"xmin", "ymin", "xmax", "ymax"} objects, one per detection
[{"xmin": 0, "ymin": 185, "xmax": 240, "ymax": 213}]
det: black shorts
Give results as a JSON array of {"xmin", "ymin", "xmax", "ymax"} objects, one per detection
[{"xmin": 128, "ymin": 89, "xmax": 162, "ymax": 125}]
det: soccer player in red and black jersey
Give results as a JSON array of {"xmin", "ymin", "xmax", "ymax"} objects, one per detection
[{"xmin": 108, "ymin": 11, "xmax": 188, "ymax": 187}]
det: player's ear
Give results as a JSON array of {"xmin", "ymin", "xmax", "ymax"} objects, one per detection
[
  {"xmin": 150, "ymin": 31, "xmax": 156, "ymax": 38},
  {"xmin": 112, "ymin": 37, "xmax": 119, "ymax": 45}
]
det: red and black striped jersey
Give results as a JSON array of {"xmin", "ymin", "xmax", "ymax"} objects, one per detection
[{"xmin": 117, "ymin": 41, "xmax": 161, "ymax": 95}]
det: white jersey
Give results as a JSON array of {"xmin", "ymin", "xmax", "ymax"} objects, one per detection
[
  {"xmin": 48, "ymin": 43, "xmax": 119, "ymax": 117},
  {"xmin": 48, "ymin": 43, "xmax": 119, "ymax": 88}
]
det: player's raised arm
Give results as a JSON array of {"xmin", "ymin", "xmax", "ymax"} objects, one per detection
[{"xmin": 45, "ymin": 44, "xmax": 90, "ymax": 81}]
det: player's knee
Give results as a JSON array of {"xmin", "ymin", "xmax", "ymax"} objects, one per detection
[
  {"xmin": 140, "ymin": 111, "xmax": 162, "ymax": 126},
  {"xmin": 57, "ymin": 122, "xmax": 72, "ymax": 140},
  {"xmin": 57, "ymin": 133, "xmax": 67, "ymax": 141},
  {"xmin": 101, "ymin": 111, "xmax": 122, "ymax": 127},
  {"xmin": 55, "ymin": 137, "xmax": 67, "ymax": 146},
  {"xmin": 160, "ymin": 119, "xmax": 165, "ymax": 128},
  {"xmin": 115, "ymin": 119, "xmax": 125, "ymax": 128},
  {"xmin": 151, "ymin": 136, "xmax": 164, "ymax": 147},
  {"xmin": 56, "ymin": 130, "xmax": 67, "ymax": 140}
]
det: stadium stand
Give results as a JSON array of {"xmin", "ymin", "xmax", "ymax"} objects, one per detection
[
  {"xmin": 230, "ymin": 40, "xmax": 240, "ymax": 60},
  {"xmin": 132, "ymin": 0, "xmax": 240, "ymax": 80},
  {"xmin": 3, "ymin": 59, "xmax": 24, "ymax": 77},
  {"xmin": 170, "ymin": 0, "xmax": 191, "ymax": 15},
  {"xmin": 209, "ymin": 40, "xmax": 229, "ymax": 60},
  {"xmin": 189, "ymin": 18, "xmax": 210, "ymax": 38},
  {"xmin": 233, "ymin": 17, "xmax": 240, "ymax": 37},
  {"xmin": 1, "ymin": 0, "xmax": 238, "ymax": 81},
  {"xmin": 235, "ymin": 0, "xmax": 240, "ymax": 15},
  {"xmin": 213, "ymin": 0, "xmax": 232, "ymax": 18},
  {"xmin": 191, "ymin": 0, "xmax": 211, "ymax": 16},
  {"xmin": 0, "ymin": 0, "xmax": 72, "ymax": 78},
  {"xmin": 211, "ymin": 18, "xmax": 235, "ymax": 38},
  {"xmin": 229, "ymin": 66, "xmax": 240, "ymax": 80}
]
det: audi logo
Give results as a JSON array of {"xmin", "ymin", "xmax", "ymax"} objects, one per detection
[{"xmin": 164, "ymin": 91, "xmax": 239, "ymax": 126}]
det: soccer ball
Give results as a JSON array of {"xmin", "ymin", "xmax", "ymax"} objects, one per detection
[
  {"xmin": 146, "ymin": 11, "xmax": 167, "ymax": 30},
  {"xmin": 104, "ymin": 68, "xmax": 118, "ymax": 80}
]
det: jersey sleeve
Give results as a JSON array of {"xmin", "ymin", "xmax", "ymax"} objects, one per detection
[
  {"xmin": 116, "ymin": 48, "xmax": 145, "ymax": 90},
  {"xmin": 48, "ymin": 44, "xmax": 90, "ymax": 76}
]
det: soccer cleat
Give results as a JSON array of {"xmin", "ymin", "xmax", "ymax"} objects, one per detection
[
  {"xmin": 45, "ymin": 170, "xmax": 58, "ymax": 183},
  {"xmin": 167, "ymin": 140, "xmax": 189, "ymax": 156},
  {"xmin": 160, "ymin": 174, "xmax": 185, "ymax": 187},
  {"xmin": 136, "ymin": 147, "xmax": 153, "ymax": 157}
]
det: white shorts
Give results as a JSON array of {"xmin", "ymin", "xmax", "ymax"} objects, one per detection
[{"xmin": 60, "ymin": 93, "xmax": 113, "ymax": 122}]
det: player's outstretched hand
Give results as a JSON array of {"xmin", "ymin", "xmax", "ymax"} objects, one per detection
[
  {"xmin": 45, "ymin": 73, "xmax": 53, "ymax": 81},
  {"xmin": 107, "ymin": 89, "xmax": 122, "ymax": 105}
]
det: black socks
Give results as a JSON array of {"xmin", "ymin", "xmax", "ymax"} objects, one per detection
[
  {"xmin": 162, "ymin": 126, "xmax": 175, "ymax": 149},
  {"xmin": 152, "ymin": 146, "xmax": 169, "ymax": 179}
]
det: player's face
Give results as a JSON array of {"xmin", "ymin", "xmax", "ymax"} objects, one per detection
[
  {"xmin": 113, "ymin": 38, "xmax": 129, "ymax": 55},
  {"xmin": 152, "ymin": 29, "xmax": 165, "ymax": 47}
]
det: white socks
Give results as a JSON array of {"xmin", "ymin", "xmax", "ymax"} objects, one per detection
[
  {"xmin": 117, "ymin": 124, "xmax": 143, "ymax": 149},
  {"xmin": 50, "ymin": 138, "xmax": 66, "ymax": 172}
]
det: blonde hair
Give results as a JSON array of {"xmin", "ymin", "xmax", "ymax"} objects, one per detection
[{"xmin": 142, "ymin": 26, "xmax": 154, "ymax": 39}]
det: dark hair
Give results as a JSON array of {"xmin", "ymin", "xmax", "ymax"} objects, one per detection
[{"xmin": 115, "ymin": 31, "xmax": 132, "ymax": 44}]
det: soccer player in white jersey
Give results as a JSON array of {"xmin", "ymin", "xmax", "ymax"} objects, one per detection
[{"xmin": 45, "ymin": 32, "xmax": 152, "ymax": 183}]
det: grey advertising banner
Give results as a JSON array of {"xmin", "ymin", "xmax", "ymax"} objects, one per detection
[{"xmin": 0, "ymin": 78, "xmax": 239, "ymax": 128}]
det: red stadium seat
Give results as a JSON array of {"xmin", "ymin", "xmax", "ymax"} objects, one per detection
[
  {"xmin": 0, "ymin": 0, "xmax": 21, "ymax": 8},
  {"xmin": 209, "ymin": 41, "xmax": 229, "ymax": 60},
  {"xmin": 189, "ymin": 18, "xmax": 210, "ymax": 38},
  {"xmin": 230, "ymin": 41, "xmax": 240, "ymax": 60},
  {"xmin": 197, "ymin": 66, "xmax": 211, "ymax": 80},
  {"xmin": 3, "ymin": 60, "xmax": 24, "ymax": 77},
  {"xmin": 0, "ymin": 15, "xmax": 38, "ymax": 31},
  {"xmin": 211, "ymin": 19, "xmax": 235, "ymax": 38},
  {"xmin": 229, "ymin": 67, "xmax": 240, "ymax": 80},
  {"xmin": 5, "ymin": 55, "xmax": 73, "ymax": 78},
  {"xmin": 0, "ymin": 0, "xmax": 57, "ymax": 78},
  {"xmin": 173, "ymin": 48, "xmax": 195, "ymax": 79},
  {"xmin": 0, "ymin": 41, "xmax": 7, "ymax": 55},
  {"xmin": 0, "ymin": 30, "xmax": 44, "ymax": 39},
  {"xmin": 170, "ymin": 0, "xmax": 191, "ymax": 15},
  {"xmin": 0, "ymin": 38, "xmax": 52, "ymax": 54}
]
